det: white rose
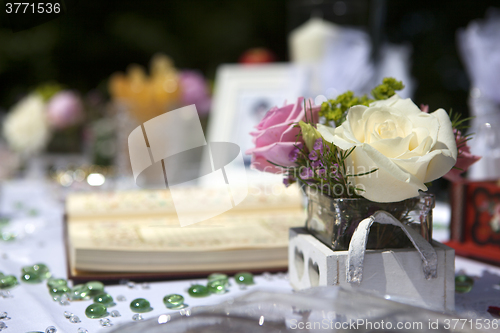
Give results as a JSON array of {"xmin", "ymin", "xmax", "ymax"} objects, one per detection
[
  {"xmin": 318, "ymin": 94, "xmax": 457, "ymax": 202},
  {"xmin": 3, "ymin": 94, "xmax": 51, "ymax": 155}
]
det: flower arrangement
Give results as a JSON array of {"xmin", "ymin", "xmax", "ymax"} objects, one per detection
[
  {"xmin": 247, "ymin": 78, "xmax": 480, "ymax": 203},
  {"xmin": 2, "ymin": 83, "xmax": 84, "ymax": 156},
  {"xmin": 108, "ymin": 53, "xmax": 212, "ymax": 123}
]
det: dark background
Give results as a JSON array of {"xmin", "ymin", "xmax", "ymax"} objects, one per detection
[{"xmin": 0, "ymin": 0, "xmax": 498, "ymax": 117}]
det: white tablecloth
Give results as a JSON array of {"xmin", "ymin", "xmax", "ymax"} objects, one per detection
[{"xmin": 1, "ymin": 180, "xmax": 500, "ymax": 333}]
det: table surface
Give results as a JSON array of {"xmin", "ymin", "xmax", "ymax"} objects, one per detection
[{"xmin": 1, "ymin": 180, "xmax": 500, "ymax": 333}]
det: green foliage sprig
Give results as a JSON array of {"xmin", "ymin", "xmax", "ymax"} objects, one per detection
[{"xmin": 319, "ymin": 77, "xmax": 404, "ymax": 127}]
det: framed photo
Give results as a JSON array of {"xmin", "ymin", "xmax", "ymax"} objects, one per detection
[
  {"xmin": 205, "ymin": 63, "xmax": 309, "ymax": 165},
  {"xmin": 448, "ymin": 181, "xmax": 500, "ymax": 265}
]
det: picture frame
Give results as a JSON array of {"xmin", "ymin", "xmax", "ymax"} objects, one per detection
[{"xmin": 205, "ymin": 63, "xmax": 309, "ymax": 166}]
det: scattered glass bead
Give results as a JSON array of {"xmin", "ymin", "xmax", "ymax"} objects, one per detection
[
  {"xmin": 45, "ymin": 326, "xmax": 57, "ymax": 333},
  {"xmin": 50, "ymin": 285, "xmax": 70, "ymax": 297},
  {"xmin": 84, "ymin": 281, "xmax": 104, "ymax": 296},
  {"xmin": 70, "ymin": 284, "xmax": 89, "ymax": 301},
  {"xmin": 188, "ymin": 284, "xmax": 209, "ymax": 297},
  {"xmin": 127, "ymin": 281, "xmax": 136, "ymax": 289},
  {"xmin": 36, "ymin": 264, "xmax": 51, "ymax": 279},
  {"xmin": 21, "ymin": 264, "xmax": 51, "ymax": 284},
  {"xmin": 455, "ymin": 275, "xmax": 474, "ymax": 293},
  {"xmin": 262, "ymin": 272, "xmax": 273, "ymax": 281},
  {"xmin": 276, "ymin": 272, "xmax": 287, "ymax": 280},
  {"xmin": 1, "ymin": 232, "xmax": 15, "ymax": 241},
  {"xmin": 141, "ymin": 283, "xmax": 150, "ymax": 289},
  {"xmin": 99, "ymin": 318, "xmax": 112, "ymax": 327},
  {"xmin": 116, "ymin": 295, "xmax": 126, "ymax": 302},
  {"xmin": 207, "ymin": 273, "xmax": 228, "ymax": 285},
  {"xmin": 0, "ymin": 312, "xmax": 7, "ymax": 319},
  {"xmin": 207, "ymin": 279, "xmax": 227, "ymax": 294},
  {"xmin": 77, "ymin": 328, "xmax": 88, "ymax": 333},
  {"xmin": 63, "ymin": 311, "xmax": 73, "ymax": 319},
  {"xmin": 0, "ymin": 275, "xmax": 18, "ymax": 289},
  {"xmin": 179, "ymin": 308, "xmax": 191, "ymax": 316},
  {"xmin": 0, "ymin": 322, "xmax": 6, "ymax": 330},
  {"xmin": 69, "ymin": 316, "xmax": 81, "ymax": 323},
  {"xmin": 59, "ymin": 294, "xmax": 70, "ymax": 306},
  {"xmin": 234, "ymin": 272, "xmax": 254, "ymax": 285},
  {"xmin": 130, "ymin": 298, "xmax": 153, "ymax": 313},
  {"xmin": 132, "ymin": 314, "xmax": 144, "ymax": 321},
  {"xmin": 163, "ymin": 294, "xmax": 185, "ymax": 309},
  {"xmin": 85, "ymin": 303, "xmax": 108, "ymax": 319},
  {"xmin": 110, "ymin": 310, "xmax": 121, "ymax": 317},
  {"xmin": 94, "ymin": 293, "xmax": 115, "ymax": 307},
  {"xmin": 0, "ymin": 290, "xmax": 12, "ymax": 298},
  {"xmin": 158, "ymin": 314, "xmax": 171, "ymax": 324},
  {"xmin": 59, "ymin": 299, "xmax": 70, "ymax": 306},
  {"xmin": 47, "ymin": 278, "xmax": 67, "ymax": 289}
]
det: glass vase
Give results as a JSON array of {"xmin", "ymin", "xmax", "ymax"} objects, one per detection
[{"xmin": 305, "ymin": 188, "xmax": 434, "ymax": 251}]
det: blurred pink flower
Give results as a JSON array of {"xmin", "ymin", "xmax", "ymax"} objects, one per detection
[
  {"xmin": 179, "ymin": 70, "xmax": 211, "ymax": 116},
  {"xmin": 246, "ymin": 98, "xmax": 320, "ymax": 173},
  {"xmin": 46, "ymin": 91, "xmax": 84, "ymax": 129},
  {"xmin": 443, "ymin": 129, "xmax": 481, "ymax": 182}
]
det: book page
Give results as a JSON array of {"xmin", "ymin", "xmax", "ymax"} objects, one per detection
[
  {"xmin": 66, "ymin": 185, "xmax": 303, "ymax": 218},
  {"xmin": 69, "ymin": 209, "xmax": 305, "ymax": 252}
]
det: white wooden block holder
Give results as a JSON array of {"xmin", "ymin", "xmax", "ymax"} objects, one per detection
[{"xmin": 289, "ymin": 227, "xmax": 455, "ymax": 312}]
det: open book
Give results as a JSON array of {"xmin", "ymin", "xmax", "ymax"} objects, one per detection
[{"xmin": 65, "ymin": 185, "xmax": 305, "ymax": 281}]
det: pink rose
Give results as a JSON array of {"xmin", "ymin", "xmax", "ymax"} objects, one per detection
[
  {"xmin": 46, "ymin": 91, "xmax": 84, "ymax": 129},
  {"xmin": 443, "ymin": 129, "xmax": 481, "ymax": 182},
  {"xmin": 246, "ymin": 97, "xmax": 320, "ymax": 173}
]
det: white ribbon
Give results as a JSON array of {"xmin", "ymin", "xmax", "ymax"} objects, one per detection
[{"xmin": 346, "ymin": 210, "xmax": 438, "ymax": 284}]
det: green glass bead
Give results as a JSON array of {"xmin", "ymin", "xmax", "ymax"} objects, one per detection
[
  {"xmin": 207, "ymin": 279, "xmax": 227, "ymax": 294},
  {"xmin": 130, "ymin": 298, "xmax": 153, "ymax": 313},
  {"xmin": 21, "ymin": 272, "xmax": 40, "ymax": 283},
  {"xmin": 0, "ymin": 275, "xmax": 18, "ymax": 289},
  {"xmin": 208, "ymin": 273, "xmax": 228, "ymax": 283},
  {"xmin": 33, "ymin": 263, "xmax": 51, "ymax": 279},
  {"xmin": 94, "ymin": 293, "xmax": 115, "ymax": 307},
  {"xmin": 188, "ymin": 284, "xmax": 209, "ymax": 297},
  {"xmin": 70, "ymin": 284, "xmax": 90, "ymax": 300},
  {"xmin": 0, "ymin": 272, "xmax": 4, "ymax": 277},
  {"xmin": 455, "ymin": 275, "xmax": 474, "ymax": 293},
  {"xmin": 234, "ymin": 272, "xmax": 254, "ymax": 285},
  {"xmin": 47, "ymin": 278, "xmax": 67, "ymax": 289},
  {"xmin": 21, "ymin": 264, "xmax": 50, "ymax": 283},
  {"xmin": 49, "ymin": 285, "xmax": 70, "ymax": 297},
  {"xmin": 85, "ymin": 303, "xmax": 108, "ymax": 319},
  {"xmin": 85, "ymin": 281, "xmax": 104, "ymax": 296},
  {"xmin": 163, "ymin": 294, "xmax": 185, "ymax": 309},
  {"xmin": 1, "ymin": 232, "xmax": 15, "ymax": 241}
]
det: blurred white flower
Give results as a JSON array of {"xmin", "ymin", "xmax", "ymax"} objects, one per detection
[{"xmin": 3, "ymin": 94, "xmax": 51, "ymax": 155}]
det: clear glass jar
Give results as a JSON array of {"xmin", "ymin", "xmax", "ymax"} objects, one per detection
[{"xmin": 305, "ymin": 188, "xmax": 434, "ymax": 251}]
